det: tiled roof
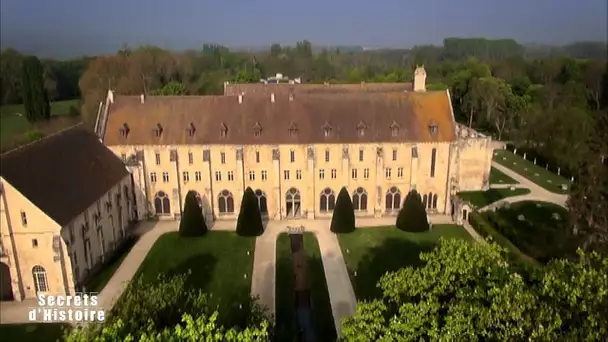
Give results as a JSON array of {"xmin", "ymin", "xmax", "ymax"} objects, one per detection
[
  {"xmin": 1, "ymin": 125, "xmax": 129, "ymax": 226},
  {"xmin": 103, "ymin": 91, "xmax": 456, "ymax": 146},
  {"xmin": 224, "ymin": 82, "xmax": 413, "ymax": 96}
]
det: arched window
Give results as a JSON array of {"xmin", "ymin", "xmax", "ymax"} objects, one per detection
[
  {"xmin": 254, "ymin": 189, "xmax": 268, "ymax": 214},
  {"xmin": 189, "ymin": 190, "xmax": 202, "ymax": 207},
  {"xmin": 285, "ymin": 188, "xmax": 301, "ymax": 218},
  {"xmin": 352, "ymin": 187, "xmax": 368, "ymax": 211},
  {"xmin": 427, "ymin": 192, "xmax": 433, "ymax": 209},
  {"xmin": 319, "ymin": 188, "xmax": 336, "ymax": 212},
  {"xmin": 385, "ymin": 187, "xmax": 401, "ymax": 211},
  {"xmin": 422, "ymin": 194, "xmax": 428, "ymax": 208},
  {"xmin": 32, "ymin": 265, "xmax": 49, "ymax": 293},
  {"xmin": 154, "ymin": 191, "xmax": 171, "ymax": 215},
  {"xmin": 218, "ymin": 190, "xmax": 234, "ymax": 213},
  {"xmin": 432, "ymin": 194, "xmax": 438, "ymax": 209}
]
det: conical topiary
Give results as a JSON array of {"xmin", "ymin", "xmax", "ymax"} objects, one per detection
[
  {"xmin": 179, "ymin": 191, "xmax": 208, "ymax": 237},
  {"xmin": 396, "ymin": 190, "xmax": 429, "ymax": 232},
  {"xmin": 236, "ymin": 187, "xmax": 264, "ymax": 237},
  {"xmin": 330, "ymin": 187, "xmax": 356, "ymax": 234}
]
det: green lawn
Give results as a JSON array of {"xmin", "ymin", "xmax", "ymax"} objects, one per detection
[
  {"xmin": 0, "ymin": 99, "xmax": 80, "ymax": 137},
  {"xmin": 457, "ymin": 188, "xmax": 531, "ymax": 208},
  {"xmin": 134, "ymin": 231, "xmax": 256, "ymax": 327},
  {"xmin": 493, "ymin": 149, "xmax": 570, "ymax": 194},
  {"xmin": 482, "ymin": 201, "xmax": 574, "ymax": 263},
  {"xmin": 337, "ymin": 225, "xmax": 472, "ymax": 300},
  {"xmin": 84, "ymin": 237, "xmax": 137, "ymax": 293},
  {"xmin": 490, "ymin": 167, "xmax": 519, "ymax": 184},
  {"xmin": 0, "ymin": 323, "xmax": 70, "ymax": 342},
  {"xmin": 275, "ymin": 233, "xmax": 336, "ymax": 342}
]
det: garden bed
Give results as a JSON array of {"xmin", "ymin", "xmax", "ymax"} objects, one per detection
[{"xmin": 493, "ymin": 150, "xmax": 570, "ymax": 194}]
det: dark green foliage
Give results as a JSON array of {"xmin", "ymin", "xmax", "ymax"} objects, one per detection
[
  {"xmin": 179, "ymin": 191, "xmax": 207, "ymax": 237},
  {"xmin": 396, "ymin": 190, "xmax": 429, "ymax": 232},
  {"xmin": 236, "ymin": 187, "xmax": 264, "ymax": 237},
  {"xmin": 330, "ymin": 187, "xmax": 356, "ymax": 234},
  {"xmin": 21, "ymin": 56, "xmax": 50, "ymax": 122}
]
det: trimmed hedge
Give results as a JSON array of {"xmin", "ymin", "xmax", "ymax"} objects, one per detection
[
  {"xmin": 236, "ymin": 187, "xmax": 264, "ymax": 237},
  {"xmin": 396, "ymin": 190, "xmax": 429, "ymax": 232},
  {"xmin": 468, "ymin": 212, "xmax": 537, "ymax": 265},
  {"xmin": 179, "ymin": 191, "xmax": 208, "ymax": 237},
  {"xmin": 330, "ymin": 187, "xmax": 356, "ymax": 234}
]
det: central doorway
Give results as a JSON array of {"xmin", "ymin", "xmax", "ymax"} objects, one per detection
[{"xmin": 285, "ymin": 188, "xmax": 302, "ymax": 219}]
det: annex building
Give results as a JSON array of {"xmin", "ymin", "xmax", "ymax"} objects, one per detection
[
  {"xmin": 94, "ymin": 67, "xmax": 493, "ymax": 223},
  {"xmin": 1, "ymin": 126, "xmax": 137, "ymax": 301}
]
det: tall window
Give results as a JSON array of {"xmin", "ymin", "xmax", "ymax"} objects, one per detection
[
  {"xmin": 385, "ymin": 187, "xmax": 401, "ymax": 211},
  {"xmin": 154, "ymin": 191, "xmax": 171, "ymax": 215},
  {"xmin": 397, "ymin": 167, "xmax": 404, "ymax": 178},
  {"xmin": 215, "ymin": 171, "xmax": 222, "ymax": 181},
  {"xmin": 32, "ymin": 265, "xmax": 49, "ymax": 293},
  {"xmin": 256, "ymin": 151, "xmax": 260, "ymax": 163},
  {"xmin": 331, "ymin": 169, "xmax": 337, "ymax": 179},
  {"xmin": 423, "ymin": 192, "xmax": 439, "ymax": 209},
  {"xmin": 218, "ymin": 190, "xmax": 234, "ymax": 213},
  {"xmin": 392, "ymin": 149, "xmax": 397, "ymax": 161},
  {"xmin": 296, "ymin": 169, "xmax": 302, "ymax": 180},
  {"xmin": 249, "ymin": 171, "xmax": 256, "ymax": 181},
  {"xmin": 195, "ymin": 171, "xmax": 202, "ymax": 182},
  {"xmin": 359, "ymin": 150, "xmax": 364, "ymax": 161},
  {"xmin": 284, "ymin": 170, "xmax": 290, "ymax": 180},
  {"xmin": 290, "ymin": 150, "xmax": 295, "ymax": 163},
  {"xmin": 188, "ymin": 152, "xmax": 194, "ymax": 165},
  {"xmin": 261, "ymin": 170, "xmax": 268, "ymax": 181},
  {"xmin": 351, "ymin": 169, "xmax": 358, "ymax": 179},
  {"xmin": 352, "ymin": 187, "xmax": 368, "ymax": 211},
  {"xmin": 155, "ymin": 152, "xmax": 161, "ymax": 165},
  {"xmin": 363, "ymin": 168, "xmax": 370, "ymax": 179},
  {"xmin": 227, "ymin": 171, "xmax": 234, "ymax": 181},
  {"xmin": 254, "ymin": 189, "xmax": 268, "ymax": 214},
  {"xmin": 430, "ymin": 148, "xmax": 437, "ymax": 178},
  {"xmin": 385, "ymin": 168, "xmax": 392, "ymax": 179},
  {"xmin": 319, "ymin": 169, "xmax": 325, "ymax": 180},
  {"xmin": 162, "ymin": 172, "xmax": 169, "ymax": 182},
  {"xmin": 319, "ymin": 188, "xmax": 336, "ymax": 212},
  {"xmin": 150, "ymin": 172, "xmax": 157, "ymax": 183},
  {"xmin": 325, "ymin": 150, "xmax": 330, "ymax": 162},
  {"xmin": 220, "ymin": 152, "xmax": 226, "ymax": 164},
  {"xmin": 183, "ymin": 171, "xmax": 190, "ymax": 182}
]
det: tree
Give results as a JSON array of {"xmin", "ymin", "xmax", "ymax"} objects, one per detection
[
  {"xmin": 342, "ymin": 239, "xmax": 608, "ymax": 341},
  {"xmin": 396, "ymin": 190, "xmax": 429, "ymax": 232},
  {"xmin": 330, "ymin": 187, "xmax": 355, "ymax": 234},
  {"xmin": 21, "ymin": 56, "xmax": 50, "ymax": 122},
  {"xmin": 151, "ymin": 81, "xmax": 187, "ymax": 95},
  {"xmin": 236, "ymin": 187, "xmax": 264, "ymax": 237},
  {"xmin": 179, "ymin": 191, "xmax": 207, "ymax": 237}
]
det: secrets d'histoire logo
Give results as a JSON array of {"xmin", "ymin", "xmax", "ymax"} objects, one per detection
[{"xmin": 29, "ymin": 294, "xmax": 106, "ymax": 323}]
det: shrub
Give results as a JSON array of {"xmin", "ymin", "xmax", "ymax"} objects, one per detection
[
  {"xmin": 236, "ymin": 187, "xmax": 264, "ymax": 237},
  {"xmin": 330, "ymin": 187, "xmax": 356, "ymax": 234},
  {"xmin": 396, "ymin": 190, "xmax": 429, "ymax": 232},
  {"xmin": 179, "ymin": 191, "xmax": 207, "ymax": 237}
]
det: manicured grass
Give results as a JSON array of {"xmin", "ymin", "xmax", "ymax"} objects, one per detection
[
  {"xmin": 134, "ymin": 231, "xmax": 256, "ymax": 327},
  {"xmin": 457, "ymin": 188, "xmax": 531, "ymax": 208},
  {"xmin": 490, "ymin": 166, "xmax": 519, "ymax": 184},
  {"xmin": 0, "ymin": 99, "xmax": 80, "ymax": 137},
  {"xmin": 84, "ymin": 237, "xmax": 137, "ymax": 293},
  {"xmin": 493, "ymin": 149, "xmax": 570, "ymax": 194},
  {"xmin": 275, "ymin": 233, "xmax": 336, "ymax": 342},
  {"xmin": 0, "ymin": 323, "xmax": 70, "ymax": 342},
  {"xmin": 482, "ymin": 201, "xmax": 574, "ymax": 263},
  {"xmin": 338, "ymin": 225, "xmax": 472, "ymax": 300}
]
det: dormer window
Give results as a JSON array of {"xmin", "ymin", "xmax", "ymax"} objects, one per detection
[
  {"xmin": 253, "ymin": 122, "xmax": 262, "ymax": 138},
  {"xmin": 288, "ymin": 122, "xmax": 298, "ymax": 137},
  {"xmin": 119, "ymin": 123, "xmax": 130, "ymax": 138},
  {"xmin": 220, "ymin": 122, "xmax": 228, "ymax": 138},
  {"xmin": 356, "ymin": 121, "xmax": 366, "ymax": 137},
  {"xmin": 390, "ymin": 121, "xmax": 400, "ymax": 137},
  {"xmin": 428, "ymin": 120, "xmax": 438, "ymax": 136},
  {"xmin": 322, "ymin": 122, "xmax": 332, "ymax": 138},
  {"xmin": 154, "ymin": 123, "xmax": 163, "ymax": 138},
  {"xmin": 186, "ymin": 122, "xmax": 196, "ymax": 137}
]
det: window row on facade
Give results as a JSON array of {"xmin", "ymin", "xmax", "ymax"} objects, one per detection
[
  {"xmin": 152, "ymin": 187, "xmax": 441, "ymax": 218},
  {"xmin": 131, "ymin": 147, "xmax": 437, "ymax": 173},
  {"xmin": 150, "ymin": 166, "xmax": 414, "ymax": 184}
]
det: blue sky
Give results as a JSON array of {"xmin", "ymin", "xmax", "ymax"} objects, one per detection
[{"xmin": 1, "ymin": 0, "xmax": 606, "ymax": 58}]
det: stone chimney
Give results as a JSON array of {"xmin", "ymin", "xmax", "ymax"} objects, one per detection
[
  {"xmin": 270, "ymin": 93, "xmax": 275, "ymax": 103},
  {"xmin": 140, "ymin": 94, "xmax": 145, "ymax": 104},
  {"xmin": 413, "ymin": 65, "xmax": 427, "ymax": 92}
]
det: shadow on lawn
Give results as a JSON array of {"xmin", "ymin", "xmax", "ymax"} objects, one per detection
[{"xmin": 353, "ymin": 238, "xmax": 434, "ymax": 300}]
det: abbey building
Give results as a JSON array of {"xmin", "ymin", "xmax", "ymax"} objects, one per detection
[{"xmin": 96, "ymin": 67, "xmax": 493, "ymax": 223}]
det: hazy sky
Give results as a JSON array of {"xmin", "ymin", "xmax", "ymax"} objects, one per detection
[{"xmin": 1, "ymin": 0, "xmax": 606, "ymax": 58}]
